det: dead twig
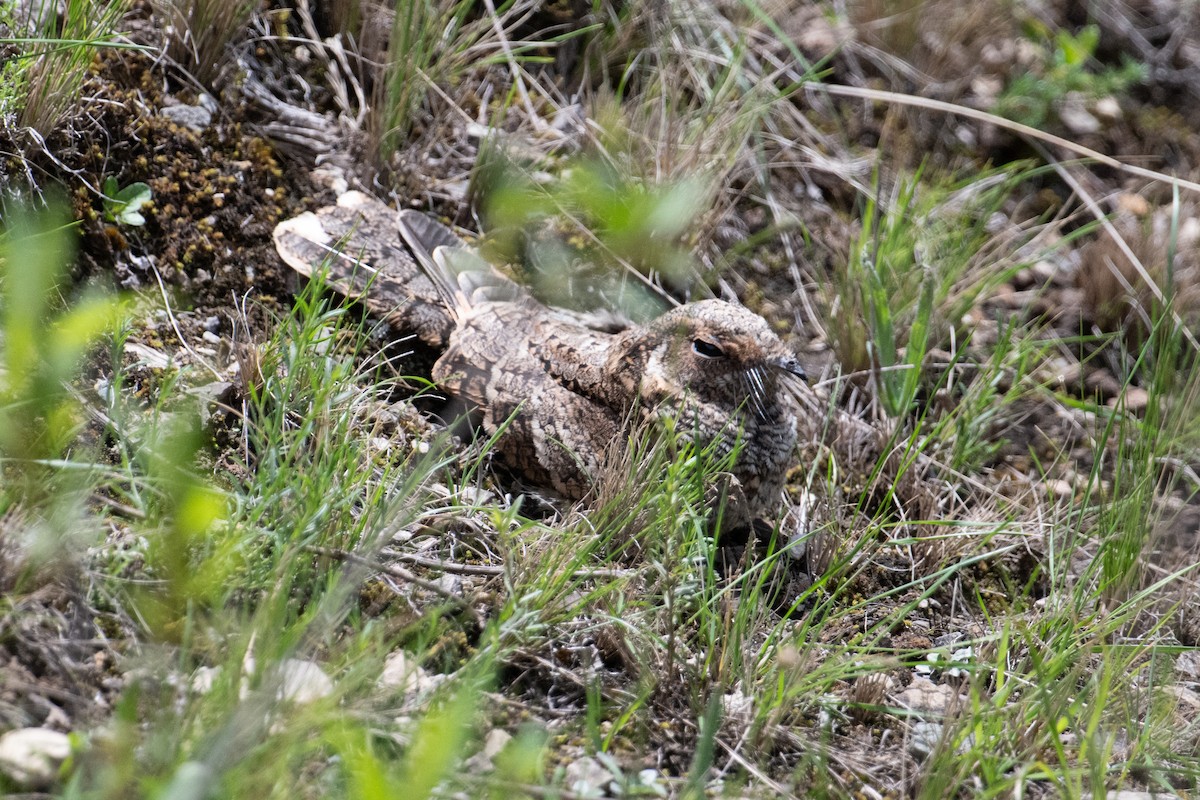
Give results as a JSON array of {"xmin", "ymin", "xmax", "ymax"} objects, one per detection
[
  {"xmin": 304, "ymin": 545, "xmax": 481, "ymax": 624},
  {"xmin": 380, "ymin": 547, "xmax": 633, "ymax": 581}
]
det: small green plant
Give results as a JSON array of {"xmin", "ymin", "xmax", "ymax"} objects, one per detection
[
  {"xmin": 58, "ymin": 263, "xmax": 482, "ymax": 797},
  {"xmin": 0, "ymin": 202, "xmax": 121, "ymax": 470},
  {"xmin": 477, "ymin": 152, "xmax": 703, "ymax": 321},
  {"xmin": 0, "ymin": 200, "xmax": 123, "ymax": 596},
  {"xmin": 101, "ymin": 176, "xmax": 152, "ymax": 226},
  {"xmin": 994, "ymin": 23, "xmax": 1145, "ymax": 129}
]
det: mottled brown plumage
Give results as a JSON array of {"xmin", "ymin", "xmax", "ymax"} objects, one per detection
[
  {"xmin": 274, "ymin": 192, "xmax": 806, "ymax": 517},
  {"xmin": 272, "ymin": 192, "xmax": 455, "ymax": 349}
]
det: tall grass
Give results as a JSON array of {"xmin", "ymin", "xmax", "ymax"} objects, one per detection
[
  {"xmin": 0, "ymin": 0, "xmax": 133, "ymax": 135},
  {"xmin": 826, "ymin": 163, "xmax": 1043, "ymax": 418},
  {"xmin": 54, "ymin": 261, "xmax": 496, "ymax": 796},
  {"xmin": 371, "ymin": 0, "xmax": 593, "ymax": 165},
  {"xmin": 158, "ymin": 0, "xmax": 256, "ymax": 86}
]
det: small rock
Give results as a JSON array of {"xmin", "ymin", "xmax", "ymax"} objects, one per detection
[
  {"xmin": 970, "ymin": 75, "xmax": 1002, "ymax": 105},
  {"xmin": 189, "ymin": 381, "xmax": 235, "ymax": 427},
  {"xmin": 456, "ymin": 486, "xmax": 495, "ymax": 505},
  {"xmin": 1115, "ymin": 193, "xmax": 1151, "ymax": 216},
  {"xmin": 203, "ymin": 315, "xmax": 221, "ymax": 334},
  {"xmin": 192, "ymin": 665, "xmax": 221, "ymax": 694},
  {"xmin": 1179, "ymin": 217, "xmax": 1200, "ymax": 248},
  {"xmin": 907, "ymin": 720, "xmax": 944, "ymax": 759},
  {"xmin": 440, "ymin": 179, "xmax": 469, "ymax": 203},
  {"xmin": 1093, "ymin": 95, "xmax": 1122, "ymax": 121},
  {"xmin": 945, "ymin": 646, "xmax": 973, "ymax": 679},
  {"xmin": 465, "ymin": 122, "xmax": 494, "ymax": 140},
  {"xmin": 0, "ymin": 727, "xmax": 72, "ymax": 788},
  {"xmin": 1110, "ymin": 386, "xmax": 1150, "ymax": 412},
  {"xmin": 1045, "ymin": 479, "xmax": 1075, "ymax": 500},
  {"xmin": 276, "ymin": 659, "xmax": 333, "ymax": 704},
  {"xmin": 378, "ymin": 650, "xmax": 428, "ymax": 694},
  {"xmin": 310, "ymin": 166, "xmax": 348, "ymax": 195},
  {"xmin": 721, "ymin": 688, "xmax": 753, "ymax": 722},
  {"xmin": 1057, "ymin": 92, "xmax": 1101, "ymax": 135},
  {"xmin": 1176, "ymin": 650, "xmax": 1200, "ymax": 679},
  {"xmin": 95, "ymin": 376, "xmax": 115, "ymax": 404},
  {"xmin": 1037, "ymin": 356, "xmax": 1082, "ymax": 388},
  {"xmin": 371, "ymin": 406, "xmax": 399, "ymax": 435},
  {"xmin": 126, "ymin": 341, "xmax": 173, "ymax": 370},
  {"xmin": 463, "ymin": 728, "xmax": 512, "ymax": 772},
  {"xmin": 565, "ymin": 755, "xmax": 612, "ymax": 796},
  {"xmin": 980, "ymin": 40, "xmax": 1015, "ymax": 68},
  {"xmin": 895, "ymin": 677, "xmax": 959, "ymax": 715},
  {"xmin": 42, "ymin": 705, "xmax": 70, "ymax": 730},
  {"xmin": 435, "ymin": 573, "xmax": 463, "ymax": 597},
  {"xmin": 635, "ymin": 769, "xmax": 666, "ymax": 794},
  {"xmin": 798, "ymin": 15, "xmax": 840, "ymax": 54},
  {"xmin": 1015, "ymin": 39, "xmax": 1040, "ymax": 66},
  {"xmin": 1029, "ymin": 259, "xmax": 1059, "ymax": 283},
  {"xmin": 479, "ymin": 728, "xmax": 511, "ymax": 760},
  {"xmin": 1085, "ymin": 369, "xmax": 1124, "ymax": 398},
  {"xmin": 162, "ymin": 102, "xmax": 213, "ymax": 133}
]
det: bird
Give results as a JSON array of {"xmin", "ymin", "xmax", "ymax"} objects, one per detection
[{"xmin": 273, "ymin": 192, "xmax": 807, "ymax": 520}]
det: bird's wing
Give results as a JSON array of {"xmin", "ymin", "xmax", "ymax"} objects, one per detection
[
  {"xmin": 528, "ymin": 315, "xmax": 639, "ymax": 410},
  {"xmin": 431, "ymin": 303, "xmax": 619, "ymax": 502}
]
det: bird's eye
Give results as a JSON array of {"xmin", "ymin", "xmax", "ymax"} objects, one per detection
[{"xmin": 692, "ymin": 338, "xmax": 724, "ymax": 358}]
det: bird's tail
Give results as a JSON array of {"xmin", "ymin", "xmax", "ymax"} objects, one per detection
[{"xmin": 272, "ymin": 191, "xmax": 454, "ymax": 348}]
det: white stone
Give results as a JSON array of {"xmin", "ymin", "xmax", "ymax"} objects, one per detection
[
  {"xmin": 721, "ymin": 688, "xmax": 753, "ymax": 722},
  {"xmin": 191, "ymin": 665, "xmax": 221, "ymax": 694},
  {"xmin": 565, "ymin": 755, "xmax": 613, "ymax": 796},
  {"xmin": 161, "ymin": 102, "xmax": 212, "ymax": 133},
  {"xmin": 945, "ymin": 646, "xmax": 974, "ymax": 679},
  {"xmin": 379, "ymin": 651, "xmax": 425, "ymax": 693},
  {"xmin": 907, "ymin": 720, "xmax": 943, "ymax": 759},
  {"xmin": 1178, "ymin": 217, "xmax": 1200, "ymax": 248},
  {"xmin": 0, "ymin": 727, "xmax": 71, "ymax": 787},
  {"xmin": 1176, "ymin": 649, "xmax": 1200, "ymax": 679},
  {"xmin": 1093, "ymin": 96, "xmax": 1122, "ymax": 121},
  {"xmin": 1057, "ymin": 93, "xmax": 1101, "ymax": 135},
  {"xmin": 310, "ymin": 166, "xmax": 348, "ymax": 195},
  {"xmin": 463, "ymin": 728, "xmax": 513, "ymax": 772},
  {"xmin": 895, "ymin": 677, "xmax": 959, "ymax": 715},
  {"xmin": 276, "ymin": 659, "xmax": 334, "ymax": 704}
]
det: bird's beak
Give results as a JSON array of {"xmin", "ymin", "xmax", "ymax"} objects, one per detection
[{"xmin": 768, "ymin": 354, "xmax": 807, "ymax": 382}]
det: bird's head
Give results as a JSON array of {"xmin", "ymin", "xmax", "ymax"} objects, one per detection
[{"xmin": 638, "ymin": 299, "xmax": 806, "ymax": 420}]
